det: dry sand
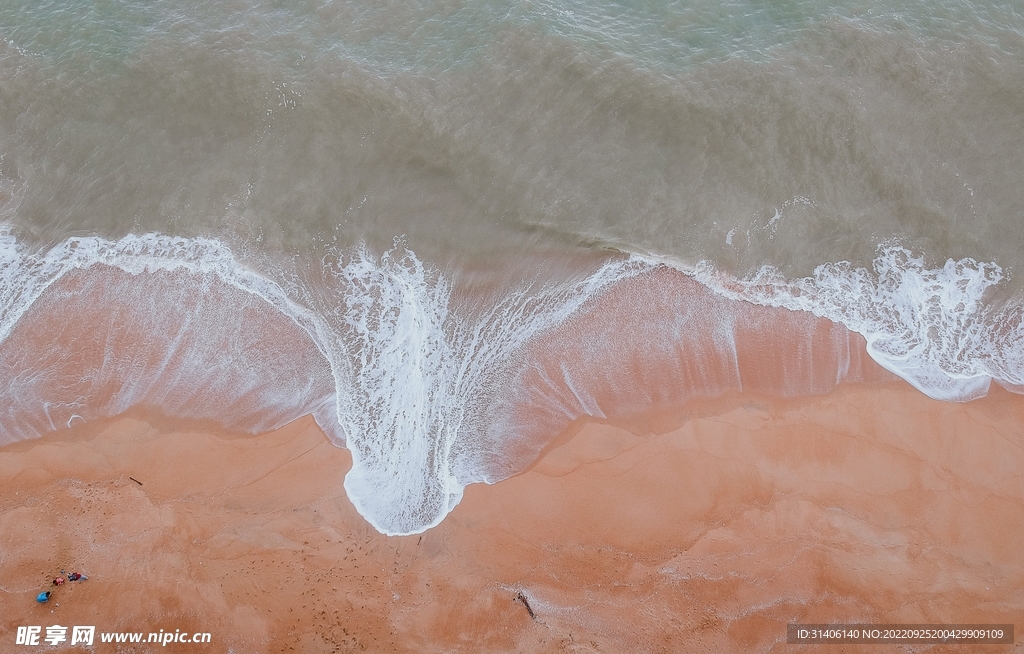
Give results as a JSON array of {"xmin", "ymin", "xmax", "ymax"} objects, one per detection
[{"xmin": 1, "ymin": 381, "xmax": 1023, "ymax": 652}]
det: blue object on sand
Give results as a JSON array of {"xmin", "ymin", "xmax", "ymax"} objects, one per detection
[{"xmin": 36, "ymin": 591, "xmax": 50, "ymax": 603}]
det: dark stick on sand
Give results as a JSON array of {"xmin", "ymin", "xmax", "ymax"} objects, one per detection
[
  {"xmin": 515, "ymin": 591, "xmax": 536, "ymax": 620},
  {"xmin": 129, "ymin": 477, "xmax": 143, "ymax": 485}
]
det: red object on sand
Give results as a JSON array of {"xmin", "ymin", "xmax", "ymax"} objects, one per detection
[
  {"xmin": 68, "ymin": 572, "xmax": 81, "ymax": 581},
  {"xmin": 52, "ymin": 577, "xmax": 65, "ymax": 586}
]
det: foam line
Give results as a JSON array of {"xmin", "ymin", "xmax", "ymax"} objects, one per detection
[
  {"xmin": 687, "ymin": 245, "xmax": 1023, "ymax": 402},
  {"xmin": 2, "ymin": 224, "xmax": 1021, "ymax": 535}
]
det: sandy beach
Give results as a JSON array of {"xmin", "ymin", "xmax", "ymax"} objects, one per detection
[
  {"xmin": 4, "ymin": 1, "xmax": 1024, "ymax": 651},
  {"xmin": 2, "ymin": 380, "xmax": 1022, "ymax": 652}
]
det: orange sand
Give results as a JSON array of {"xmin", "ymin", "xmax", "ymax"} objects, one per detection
[{"xmin": 1, "ymin": 381, "xmax": 1022, "ymax": 652}]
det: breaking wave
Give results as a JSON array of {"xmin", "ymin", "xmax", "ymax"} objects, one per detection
[
  {"xmin": 1, "ymin": 224, "xmax": 1020, "ymax": 534},
  {"xmin": 690, "ymin": 244, "xmax": 1024, "ymax": 401}
]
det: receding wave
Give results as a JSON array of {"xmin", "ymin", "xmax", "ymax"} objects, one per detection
[{"xmin": 1, "ymin": 225, "xmax": 1020, "ymax": 534}]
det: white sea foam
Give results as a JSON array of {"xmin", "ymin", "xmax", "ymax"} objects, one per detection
[
  {"xmin": 0, "ymin": 226, "xmax": 644, "ymax": 534},
  {"xmin": 690, "ymin": 244, "xmax": 1024, "ymax": 402},
  {"xmin": 2, "ymin": 225, "xmax": 1021, "ymax": 535},
  {"xmin": 0, "ymin": 225, "xmax": 340, "ymax": 442},
  {"xmin": 323, "ymin": 241, "xmax": 645, "ymax": 534},
  {"xmin": 0, "ymin": 225, "xmax": 326, "ymax": 350}
]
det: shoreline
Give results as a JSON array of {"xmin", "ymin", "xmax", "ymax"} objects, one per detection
[{"xmin": 2, "ymin": 381, "xmax": 1022, "ymax": 652}]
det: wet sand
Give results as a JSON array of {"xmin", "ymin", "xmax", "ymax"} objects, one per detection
[{"xmin": 1, "ymin": 381, "xmax": 1022, "ymax": 652}]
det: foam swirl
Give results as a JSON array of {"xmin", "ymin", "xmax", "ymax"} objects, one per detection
[{"xmin": 692, "ymin": 244, "xmax": 1023, "ymax": 401}]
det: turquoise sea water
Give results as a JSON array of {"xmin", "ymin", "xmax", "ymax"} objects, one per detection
[{"xmin": 4, "ymin": 0, "xmax": 1024, "ymax": 70}]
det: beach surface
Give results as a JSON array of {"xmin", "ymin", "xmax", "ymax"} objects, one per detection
[
  {"xmin": 2, "ymin": 381, "xmax": 1022, "ymax": 653},
  {"xmin": 4, "ymin": 1, "xmax": 1024, "ymax": 651}
]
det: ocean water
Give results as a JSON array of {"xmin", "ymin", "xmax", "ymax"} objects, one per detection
[{"xmin": 1, "ymin": 0, "xmax": 1022, "ymax": 534}]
